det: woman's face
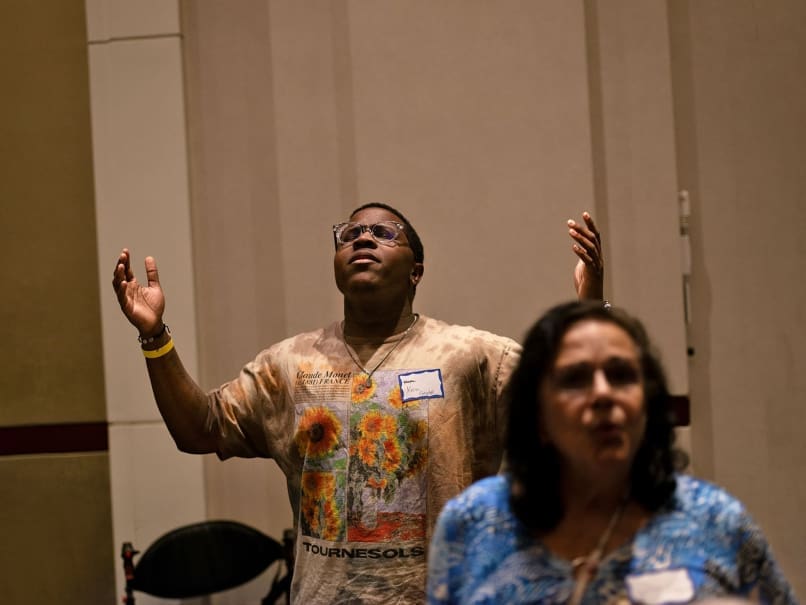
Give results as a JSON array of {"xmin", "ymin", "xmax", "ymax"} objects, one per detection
[{"xmin": 539, "ymin": 319, "xmax": 647, "ymax": 479}]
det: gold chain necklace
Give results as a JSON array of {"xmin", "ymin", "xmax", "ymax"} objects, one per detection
[
  {"xmin": 567, "ymin": 496, "xmax": 628, "ymax": 605},
  {"xmin": 341, "ymin": 314, "xmax": 419, "ymax": 394}
]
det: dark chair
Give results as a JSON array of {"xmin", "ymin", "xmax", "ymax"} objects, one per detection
[{"xmin": 121, "ymin": 520, "xmax": 285, "ymax": 604}]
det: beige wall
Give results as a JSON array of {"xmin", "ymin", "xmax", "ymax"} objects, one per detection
[
  {"xmin": 4, "ymin": 0, "xmax": 803, "ymax": 601},
  {"xmin": 84, "ymin": 1, "xmax": 210, "ymax": 603},
  {"xmin": 670, "ymin": 0, "xmax": 806, "ymax": 587},
  {"xmin": 181, "ymin": 0, "xmax": 806, "ymax": 599},
  {"xmin": 0, "ymin": 0, "xmax": 115, "ymax": 602}
]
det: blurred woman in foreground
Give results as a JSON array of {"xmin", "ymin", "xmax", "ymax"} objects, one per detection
[{"xmin": 427, "ymin": 301, "xmax": 796, "ymax": 604}]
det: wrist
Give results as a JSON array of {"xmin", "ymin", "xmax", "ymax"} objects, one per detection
[{"xmin": 139, "ymin": 323, "xmax": 170, "ymax": 349}]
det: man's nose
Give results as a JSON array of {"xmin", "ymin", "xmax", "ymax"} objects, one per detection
[{"xmin": 353, "ymin": 227, "xmax": 377, "ymax": 247}]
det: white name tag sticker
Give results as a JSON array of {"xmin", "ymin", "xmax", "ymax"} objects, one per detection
[
  {"xmin": 626, "ymin": 569, "xmax": 694, "ymax": 604},
  {"xmin": 399, "ymin": 369, "xmax": 444, "ymax": 402}
]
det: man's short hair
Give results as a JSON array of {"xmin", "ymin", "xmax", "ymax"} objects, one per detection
[{"xmin": 350, "ymin": 202, "xmax": 424, "ymax": 264}]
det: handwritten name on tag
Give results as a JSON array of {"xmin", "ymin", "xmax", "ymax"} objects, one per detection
[{"xmin": 399, "ymin": 369, "xmax": 444, "ymax": 401}]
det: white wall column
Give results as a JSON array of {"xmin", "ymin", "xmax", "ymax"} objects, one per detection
[{"xmin": 85, "ymin": 1, "xmax": 207, "ymax": 601}]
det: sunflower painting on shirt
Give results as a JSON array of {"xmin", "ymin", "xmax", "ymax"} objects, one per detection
[
  {"xmin": 347, "ymin": 370, "xmax": 428, "ymax": 542},
  {"xmin": 295, "ymin": 405, "xmax": 348, "ymax": 541}
]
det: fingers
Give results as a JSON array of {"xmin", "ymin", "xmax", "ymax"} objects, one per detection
[
  {"xmin": 113, "ymin": 248, "xmax": 135, "ymax": 276},
  {"xmin": 571, "ymin": 242, "xmax": 594, "ymax": 264},
  {"xmin": 581, "ymin": 212, "xmax": 600, "ymax": 242},
  {"xmin": 112, "ymin": 248, "xmax": 130, "ymax": 291},
  {"xmin": 567, "ymin": 212, "xmax": 603, "ymax": 272},
  {"xmin": 113, "ymin": 248, "xmax": 127, "ymax": 274},
  {"xmin": 112, "ymin": 249, "xmax": 143, "ymax": 312},
  {"xmin": 567, "ymin": 221, "xmax": 596, "ymax": 259},
  {"xmin": 144, "ymin": 256, "xmax": 161, "ymax": 288},
  {"xmin": 568, "ymin": 212, "xmax": 600, "ymax": 243}
]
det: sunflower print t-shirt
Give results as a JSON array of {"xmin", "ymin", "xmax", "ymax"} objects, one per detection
[{"xmin": 207, "ymin": 315, "xmax": 520, "ymax": 604}]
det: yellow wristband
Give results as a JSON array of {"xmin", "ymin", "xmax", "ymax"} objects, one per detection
[{"xmin": 142, "ymin": 338, "xmax": 174, "ymax": 359}]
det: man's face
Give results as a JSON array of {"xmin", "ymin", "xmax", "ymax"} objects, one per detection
[{"xmin": 333, "ymin": 207, "xmax": 423, "ymax": 300}]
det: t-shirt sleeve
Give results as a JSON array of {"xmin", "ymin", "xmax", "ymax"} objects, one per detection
[
  {"xmin": 206, "ymin": 347, "xmax": 294, "ymax": 461},
  {"xmin": 494, "ymin": 340, "xmax": 520, "ymax": 453}
]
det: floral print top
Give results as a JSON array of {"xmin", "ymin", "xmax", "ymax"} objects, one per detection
[{"xmin": 427, "ymin": 474, "xmax": 798, "ymax": 605}]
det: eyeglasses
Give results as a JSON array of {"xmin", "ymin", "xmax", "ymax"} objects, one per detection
[{"xmin": 332, "ymin": 221, "xmax": 407, "ymax": 248}]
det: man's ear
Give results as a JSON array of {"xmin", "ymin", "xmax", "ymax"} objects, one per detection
[{"xmin": 411, "ymin": 263, "xmax": 424, "ymax": 286}]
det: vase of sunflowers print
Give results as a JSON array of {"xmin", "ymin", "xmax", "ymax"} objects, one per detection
[
  {"xmin": 347, "ymin": 370, "xmax": 428, "ymax": 542},
  {"xmin": 295, "ymin": 403, "xmax": 349, "ymax": 542}
]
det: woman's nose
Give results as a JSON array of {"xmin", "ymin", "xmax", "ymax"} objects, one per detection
[{"xmin": 590, "ymin": 369, "xmax": 614, "ymax": 403}]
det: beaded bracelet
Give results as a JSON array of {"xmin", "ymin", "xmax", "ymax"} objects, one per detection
[{"xmin": 138, "ymin": 323, "xmax": 170, "ymax": 345}]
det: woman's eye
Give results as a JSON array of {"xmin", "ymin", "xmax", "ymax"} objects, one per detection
[
  {"xmin": 552, "ymin": 360, "xmax": 640, "ymax": 391},
  {"xmin": 553, "ymin": 366, "xmax": 592, "ymax": 390},
  {"xmin": 604, "ymin": 361, "xmax": 640, "ymax": 386}
]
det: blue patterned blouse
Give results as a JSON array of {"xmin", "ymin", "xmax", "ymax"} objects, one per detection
[{"xmin": 427, "ymin": 474, "xmax": 797, "ymax": 604}]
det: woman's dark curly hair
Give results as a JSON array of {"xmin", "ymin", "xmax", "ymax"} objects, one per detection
[{"xmin": 506, "ymin": 300, "xmax": 687, "ymax": 533}]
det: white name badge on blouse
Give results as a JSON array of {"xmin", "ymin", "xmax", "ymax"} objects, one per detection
[
  {"xmin": 399, "ymin": 369, "xmax": 444, "ymax": 402},
  {"xmin": 625, "ymin": 569, "xmax": 694, "ymax": 604}
]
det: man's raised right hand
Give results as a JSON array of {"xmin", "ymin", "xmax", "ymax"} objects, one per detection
[{"xmin": 112, "ymin": 248, "xmax": 166, "ymax": 338}]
